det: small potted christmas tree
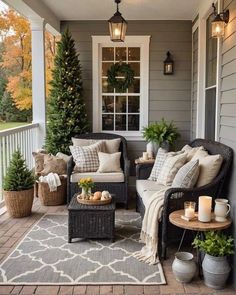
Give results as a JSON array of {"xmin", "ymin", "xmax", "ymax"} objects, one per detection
[{"xmin": 3, "ymin": 149, "xmax": 35, "ymax": 218}]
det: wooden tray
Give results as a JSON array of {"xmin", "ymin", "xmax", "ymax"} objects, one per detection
[{"xmin": 77, "ymin": 194, "xmax": 112, "ymax": 206}]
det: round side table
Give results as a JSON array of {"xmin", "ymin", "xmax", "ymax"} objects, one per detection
[{"xmin": 169, "ymin": 210, "xmax": 231, "ymax": 232}]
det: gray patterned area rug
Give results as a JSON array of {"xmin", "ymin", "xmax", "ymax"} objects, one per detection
[{"xmin": 0, "ymin": 212, "xmax": 166, "ymax": 285}]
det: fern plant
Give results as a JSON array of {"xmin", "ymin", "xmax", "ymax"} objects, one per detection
[
  {"xmin": 192, "ymin": 231, "xmax": 234, "ymax": 257},
  {"xmin": 3, "ymin": 149, "xmax": 35, "ymax": 191},
  {"xmin": 142, "ymin": 118, "xmax": 180, "ymax": 146}
]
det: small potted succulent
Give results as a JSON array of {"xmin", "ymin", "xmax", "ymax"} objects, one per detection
[
  {"xmin": 3, "ymin": 149, "xmax": 35, "ymax": 218},
  {"xmin": 142, "ymin": 118, "xmax": 180, "ymax": 156},
  {"xmin": 193, "ymin": 231, "xmax": 234, "ymax": 289}
]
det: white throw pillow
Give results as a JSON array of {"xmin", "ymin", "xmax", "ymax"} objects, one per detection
[
  {"xmin": 97, "ymin": 152, "xmax": 121, "ymax": 173},
  {"xmin": 157, "ymin": 153, "xmax": 187, "ymax": 186},
  {"xmin": 181, "ymin": 145, "xmax": 205, "ymax": 161},
  {"xmin": 103, "ymin": 138, "xmax": 121, "ymax": 154},
  {"xmin": 172, "ymin": 160, "xmax": 199, "ymax": 188},
  {"xmin": 191, "ymin": 149, "xmax": 209, "ymax": 161},
  {"xmin": 69, "ymin": 141, "xmax": 103, "ymax": 172},
  {"xmin": 196, "ymin": 154, "xmax": 223, "ymax": 187}
]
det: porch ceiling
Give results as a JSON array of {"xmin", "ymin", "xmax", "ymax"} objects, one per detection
[{"xmin": 40, "ymin": 0, "xmax": 202, "ymax": 21}]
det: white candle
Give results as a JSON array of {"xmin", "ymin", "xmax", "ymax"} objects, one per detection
[
  {"xmin": 185, "ymin": 207, "xmax": 195, "ymax": 218},
  {"xmin": 143, "ymin": 152, "xmax": 149, "ymax": 161},
  {"xmin": 198, "ymin": 196, "xmax": 212, "ymax": 222}
]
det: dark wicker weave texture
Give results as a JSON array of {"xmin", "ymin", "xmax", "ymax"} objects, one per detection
[
  {"xmin": 68, "ymin": 195, "xmax": 115, "ymax": 242},
  {"xmin": 136, "ymin": 138, "xmax": 233, "ymax": 259},
  {"xmin": 67, "ymin": 133, "xmax": 130, "ymax": 208}
]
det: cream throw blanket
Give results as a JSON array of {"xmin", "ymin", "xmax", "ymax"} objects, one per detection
[
  {"xmin": 39, "ymin": 173, "xmax": 61, "ymax": 192},
  {"xmin": 134, "ymin": 188, "xmax": 169, "ymax": 265}
]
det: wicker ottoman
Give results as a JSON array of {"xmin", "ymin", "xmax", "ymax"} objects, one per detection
[{"xmin": 68, "ymin": 195, "xmax": 115, "ymax": 243}]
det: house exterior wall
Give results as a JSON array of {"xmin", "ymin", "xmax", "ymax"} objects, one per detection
[
  {"xmin": 221, "ymin": 0, "xmax": 236, "ymax": 288},
  {"xmin": 61, "ymin": 20, "xmax": 192, "ymax": 174}
]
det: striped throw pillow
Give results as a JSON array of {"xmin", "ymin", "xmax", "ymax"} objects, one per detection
[
  {"xmin": 157, "ymin": 153, "xmax": 187, "ymax": 186},
  {"xmin": 172, "ymin": 160, "xmax": 199, "ymax": 188},
  {"xmin": 148, "ymin": 148, "xmax": 168, "ymax": 181}
]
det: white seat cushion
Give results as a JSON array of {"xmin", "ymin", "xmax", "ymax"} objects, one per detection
[
  {"xmin": 136, "ymin": 179, "xmax": 166, "ymax": 196},
  {"xmin": 70, "ymin": 172, "xmax": 124, "ymax": 183}
]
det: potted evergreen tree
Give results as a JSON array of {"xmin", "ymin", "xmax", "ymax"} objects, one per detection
[
  {"xmin": 142, "ymin": 118, "xmax": 180, "ymax": 156},
  {"xmin": 193, "ymin": 231, "xmax": 234, "ymax": 289},
  {"xmin": 3, "ymin": 150, "xmax": 35, "ymax": 218},
  {"xmin": 45, "ymin": 28, "xmax": 89, "ymax": 155}
]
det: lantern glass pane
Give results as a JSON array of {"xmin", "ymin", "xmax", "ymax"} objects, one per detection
[
  {"xmin": 109, "ymin": 22, "xmax": 123, "ymax": 41},
  {"xmin": 212, "ymin": 21, "xmax": 225, "ymax": 38},
  {"xmin": 120, "ymin": 22, "xmax": 127, "ymax": 41},
  {"xmin": 164, "ymin": 63, "xmax": 173, "ymax": 74}
]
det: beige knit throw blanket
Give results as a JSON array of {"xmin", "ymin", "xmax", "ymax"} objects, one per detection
[{"xmin": 134, "ymin": 188, "xmax": 169, "ymax": 265}]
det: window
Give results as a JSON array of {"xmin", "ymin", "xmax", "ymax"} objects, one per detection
[
  {"xmin": 92, "ymin": 36, "xmax": 150, "ymax": 140},
  {"xmin": 102, "ymin": 46, "xmax": 140, "ymax": 131}
]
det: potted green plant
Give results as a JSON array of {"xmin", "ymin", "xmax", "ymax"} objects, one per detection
[
  {"xmin": 193, "ymin": 231, "xmax": 234, "ymax": 289},
  {"xmin": 142, "ymin": 118, "xmax": 180, "ymax": 156},
  {"xmin": 3, "ymin": 149, "xmax": 35, "ymax": 218}
]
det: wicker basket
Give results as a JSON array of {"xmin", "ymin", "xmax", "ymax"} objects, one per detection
[
  {"xmin": 38, "ymin": 176, "xmax": 66, "ymax": 206},
  {"xmin": 4, "ymin": 188, "xmax": 34, "ymax": 218}
]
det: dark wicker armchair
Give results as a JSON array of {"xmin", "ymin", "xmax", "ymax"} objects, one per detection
[
  {"xmin": 136, "ymin": 138, "xmax": 233, "ymax": 259},
  {"xmin": 67, "ymin": 133, "xmax": 130, "ymax": 208}
]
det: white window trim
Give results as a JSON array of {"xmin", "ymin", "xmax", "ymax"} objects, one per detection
[
  {"xmin": 92, "ymin": 35, "xmax": 150, "ymax": 141},
  {"xmin": 195, "ymin": 0, "xmax": 222, "ymax": 141}
]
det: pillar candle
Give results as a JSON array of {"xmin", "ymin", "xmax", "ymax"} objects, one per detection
[
  {"xmin": 185, "ymin": 207, "xmax": 195, "ymax": 218},
  {"xmin": 143, "ymin": 152, "xmax": 149, "ymax": 161},
  {"xmin": 198, "ymin": 196, "xmax": 212, "ymax": 222}
]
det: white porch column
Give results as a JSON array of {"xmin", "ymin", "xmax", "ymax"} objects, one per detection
[{"xmin": 30, "ymin": 18, "xmax": 46, "ymax": 149}]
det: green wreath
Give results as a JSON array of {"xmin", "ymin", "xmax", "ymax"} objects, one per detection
[{"xmin": 107, "ymin": 63, "xmax": 134, "ymax": 92}]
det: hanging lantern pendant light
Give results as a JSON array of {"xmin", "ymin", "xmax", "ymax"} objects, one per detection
[{"xmin": 108, "ymin": 0, "xmax": 127, "ymax": 42}]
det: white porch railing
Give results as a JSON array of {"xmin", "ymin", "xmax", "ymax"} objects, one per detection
[{"xmin": 0, "ymin": 123, "xmax": 39, "ymax": 203}]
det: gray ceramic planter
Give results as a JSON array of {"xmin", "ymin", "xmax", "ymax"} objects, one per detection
[
  {"xmin": 172, "ymin": 252, "xmax": 197, "ymax": 283},
  {"xmin": 202, "ymin": 254, "xmax": 231, "ymax": 289}
]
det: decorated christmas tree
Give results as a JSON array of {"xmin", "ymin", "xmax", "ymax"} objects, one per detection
[
  {"xmin": 3, "ymin": 149, "xmax": 34, "ymax": 191},
  {"xmin": 45, "ymin": 28, "xmax": 89, "ymax": 154}
]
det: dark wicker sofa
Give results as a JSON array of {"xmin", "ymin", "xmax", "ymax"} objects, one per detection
[
  {"xmin": 67, "ymin": 133, "xmax": 130, "ymax": 208},
  {"xmin": 136, "ymin": 138, "xmax": 233, "ymax": 259}
]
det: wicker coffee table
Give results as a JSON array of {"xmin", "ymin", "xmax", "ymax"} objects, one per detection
[{"xmin": 68, "ymin": 194, "xmax": 115, "ymax": 243}]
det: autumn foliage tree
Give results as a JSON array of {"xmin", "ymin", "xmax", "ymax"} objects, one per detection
[{"xmin": 0, "ymin": 8, "xmax": 56, "ymax": 113}]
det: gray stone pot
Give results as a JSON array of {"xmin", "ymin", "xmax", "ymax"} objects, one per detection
[
  {"xmin": 146, "ymin": 141, "xmax": 170, "ymax": 158},
  {"xmin": 202, "ymin": 254, "xmax": 231, "ymax": 289},
  {"xmin": 172, "ymin": 252, "xmax": 197, "ymax": 283},
  {"xmin": 146, "ymin": 142, "xmax": 158, "ymax": 157}
]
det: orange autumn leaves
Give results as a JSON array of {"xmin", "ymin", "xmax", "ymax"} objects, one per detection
[{"xmin": 0, "ymin": 9, "xmax": 57, "ymax": 110}]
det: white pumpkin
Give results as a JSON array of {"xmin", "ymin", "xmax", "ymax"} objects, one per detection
[{"xmin": 102, "ymin": 190, "xmax": 110, "ymax": 199}]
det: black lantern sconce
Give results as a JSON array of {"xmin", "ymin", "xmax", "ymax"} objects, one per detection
[
  {"xmin": 164, "ymin": 51, "xmax": 174, "ymax": 75},
  {"xmin": 108, "ymin": 0, "xmax": 127, "ymax": 42},
  {"xmin": 211, "ymin": 3, "xmax": 229, "ymax": 38}
]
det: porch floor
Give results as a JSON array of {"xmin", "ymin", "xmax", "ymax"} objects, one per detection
[{"xmin": 0, "ymin": 199, "xmax": 234, "ymax": 295}]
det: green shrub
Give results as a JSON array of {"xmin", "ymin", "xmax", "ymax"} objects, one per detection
[
  {"xmin": 3, "ymin": 149, "xmax": 35, "ymax": 191},
  {"xmin": 192, "ymin": 231, "xmax": 234, "ymax": 257}
]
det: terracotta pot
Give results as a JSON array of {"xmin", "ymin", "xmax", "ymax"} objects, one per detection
[{"xmin": 4, "ymin": 188, "xmax": 34, "ymax": 218}]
